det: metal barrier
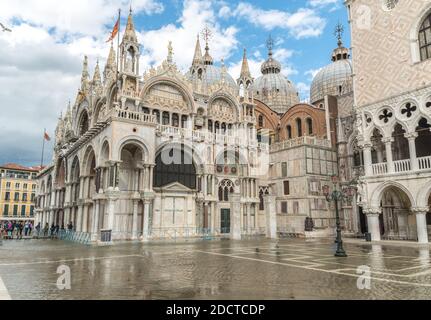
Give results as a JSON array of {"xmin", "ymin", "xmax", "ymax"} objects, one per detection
[{"xmin": 58, "ymin": 230, "xmax": 91, "ymax": 245}]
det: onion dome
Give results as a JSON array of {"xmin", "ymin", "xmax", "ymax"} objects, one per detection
[
  {"xmin": 310, "ymin": 24, "xmax": 353, "ymax": 105},
  {"xmin": 250, "ymin": 36, "xmax": 299, "ymax": 114}
]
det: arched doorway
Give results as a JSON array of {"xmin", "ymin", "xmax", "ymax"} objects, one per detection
[
  {"xmin": 119, "ymin": 143, "xmax": 145, "ymax": 192},
  {"xmin": 379, "ymin": 186, "xmax": 415, "ymax": 240},
  {"xmin": 154, "ymin": 146, "xmax": 197, "ymax": 189}
]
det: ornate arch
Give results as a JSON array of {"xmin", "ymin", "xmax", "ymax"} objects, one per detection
[
  {"xmin": 98, "ymin": 138, "xmax": 111, "ymax": 166},
  {"xmin": 208, "ymin": 92, "xmax": 240, "ymax": 123},
  {"xmin": 115, "ymin": 135, "xmax": 152, "ymax": 163},
  {"xmin": 82, "ymin": 145, "xmax": 97, "ymax": 176},
  {"xmin": 254, "ymin": 99, "xmax": 280, "ymax": 132},
  {"xmin": 416, "ymin": 180, "xmax": 431, "ymax": 208},
  {"xmin": 140, "ymin": 77, "xmax": 194, "ymax": 114},
  {"xmin": 155, "ymin": 141, "xmax": 204, "ymax": 172},
  {"xmin": 370, "ymin": 181, "xmax": 416, "ymax": 208}
]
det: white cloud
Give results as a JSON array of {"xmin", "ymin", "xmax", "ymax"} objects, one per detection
[
  {"xmin": 228, "ymin": 2, "xmax": 327, "ymax": 39},
  {"xmin": 0, "ymin": 0, "xmax": 164, "ymax": 37},
  {"xmin": 305, "ymin": 68, "xmax": 323, "ymax": 80},
  {"xmin": 308, "ymin": 0, "xmax": 339, "ymax": 8},
  {"xmin": 0, "ymin": 0, "xmax": 163, "ymax": 165},
  {"xmin": 228, "ymin": 48, "xmax": 297, "ymax": 80},
  {"xmin": 296, "ymin": 82, "xmax": 311, "ymax": 102},
  {"xmin": 138, "ymin": 0, "xmax": 239, "ymax": 73}
]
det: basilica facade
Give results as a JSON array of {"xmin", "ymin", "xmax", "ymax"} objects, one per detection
[{"xmin": 35, "ymin": 2, "xmax": 431, "ymax": 244}]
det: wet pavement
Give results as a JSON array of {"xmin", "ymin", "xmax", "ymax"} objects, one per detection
[{"xmin": 1, "ymin": 237, "xmax": 431, "ymax": 300}]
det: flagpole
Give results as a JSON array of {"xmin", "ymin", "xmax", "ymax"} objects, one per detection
[
  {"xmin": 116, "ymin": 8, "xmax": 121, "ymax": 104},
  {"xmin": 40, "ymin": 129, "xmax": 46, "ymax": 169}
]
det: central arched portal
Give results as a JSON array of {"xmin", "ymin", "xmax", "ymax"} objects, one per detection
[
  {"xmin": 154, "ymin": 146, "xmax": 197, "ymax": 189},
  {"xmin": 152, "ymin": 145, "xmax": 199, "ymax": 235}
]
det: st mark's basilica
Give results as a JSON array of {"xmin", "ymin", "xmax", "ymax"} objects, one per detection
[{"xmin": 35, "ymin": 0, "xmax": 431, "ymax": 244}]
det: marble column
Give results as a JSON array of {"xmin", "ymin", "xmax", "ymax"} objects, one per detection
[
  {"xmin": 76, "ymin": 205, "xmax": 83, "ymax": 232},
  {"xmin": 406, "ymin": 133, "xmax": 418, "ymax": 171},
  {"xmin": 142, "ymin": 199, "xmax": 152, "ymax": 241},
  {"xmin": 383, "ymin": 138, "xmax": 394, "ymax": 173},
  {"xmin": 91, "ymin": 200, "xmax": 100, "ymax": 241},
  {"xmin": 247, "ymin": 203, "xmax": 252, "ymax": 234},
  {"xmin": 264, "ymin": 195, "xmax": 277, "ymax": 239},
  {"xmin": 413, "ymin": 208, "xmax": 429, "ymax": 244},
  {"xmin": 362, "ymin": 143, "xmax": 373, "ymax": 176},
  {"xmin": 230, "ymin": 193, "xmax": 242, "ymax": 240},
  {"xmin": 365, "ymin": 209, "xmax": 381, "ymax": 241},
  {"xmin": 82, "ymin": 205, "xmax": 88, "ymax": 233},
  {"xmin": 132, "ymin": 199, "xmax": 139, "ymax": 240}
]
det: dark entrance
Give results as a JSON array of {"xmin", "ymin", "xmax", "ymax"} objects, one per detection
[
  {"xmin": 379, "ymin": 213, "xmax": 385, "ymax": 236},
  {"xmin": 220, "ymin": 209, "xmax": 231, "ymax": 234},
  {"xmin": 359, "ymin": 206, "xmax": 368, "ymax": 234}
]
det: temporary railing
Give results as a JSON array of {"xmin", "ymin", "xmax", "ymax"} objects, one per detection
[{"xmin": 58, "ymin": 230, "xmax": 91, "ymax": 245}]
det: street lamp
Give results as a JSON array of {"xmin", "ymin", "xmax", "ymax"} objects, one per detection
[{"xmin": 323, "ymin": 176, "xmax": 355, "ymax": 257}]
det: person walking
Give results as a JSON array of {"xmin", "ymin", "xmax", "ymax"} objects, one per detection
[
  {"xmin": 43, "ymin": 223, "xmax": 49, "ymax": 237},
  {"xmin": 35, "ymin": 222, "xmax": 41, "ymax": 238},
  {"xmin": 24, "ymin": 221, "xmax": 29, "ymax": 237},
  {"xmin": 50, "ymin": 222, "xmax": 55, "ymax": 239},
  {"xmin": 28, "ymin": 222, "xmax": 33, "ymax": 236},
  {"xmin": 18, "ymin": 222, "xmax": 23, "ymax": 240}
]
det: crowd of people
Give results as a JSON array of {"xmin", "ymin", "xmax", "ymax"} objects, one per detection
[
  {"xmin": 0, "ymin": 221, "xmax": 34, "ymax": 239},
  {"xmin": 0, "ymin": 221, "xmax": 75, "ymax": 240}
]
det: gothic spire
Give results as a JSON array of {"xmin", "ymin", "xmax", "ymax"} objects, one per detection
[
  {"xmin": 93, "ymin": 59, "xmax": 102, "ymax": 87},
  {"xmin": 240, "ymin": 48, "xmax": 251, "ymax": 79},
  {"xmin": 80, "ymin": 55, "xmax": 89, "ymax": 92},
  {"xmin": 192, "ymin": 34, "xmax": 203, "ymax": 66},
  {"xmin": 107, "ymin": 42, "xmax": 116, "ymax": 68},
  {"xmin": 123, "ymin": 8, "xmax": 138, "ymax": 43}
]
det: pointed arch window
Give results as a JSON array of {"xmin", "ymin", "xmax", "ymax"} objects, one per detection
[
  {"xmin": 419, "ymin": 12, "xmax": 431, "ymax": 61},
  {"xmin": 218, "ymin": 179, "xmax": 234, "ymax": 202}
]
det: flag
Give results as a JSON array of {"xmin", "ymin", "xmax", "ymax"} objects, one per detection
[
  {"xmin": 106, "ymin": 18, "xmax": 120, "ymax": 43},
  {"xmin": 44, "ymin": 131, "xmax": 51, "ymax": 141}
]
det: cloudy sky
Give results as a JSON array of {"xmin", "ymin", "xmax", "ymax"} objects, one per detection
[{"xmin": 0, "ymin": 0, "xmax": 349, "ymax": 166}]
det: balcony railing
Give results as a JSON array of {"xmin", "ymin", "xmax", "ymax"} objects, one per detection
[
  {"xmin": 394, "ymin": 159, "xmax": 411, "ymax": 173},
  {"xmin": 372, "ymin": 162, "xmax": 387, "ymax": 175},
  {"xmin": 113, "ymin": 108, "xmax": 156, "ymax": 124},
  {"xmin": 270, "ymin": 136, "xmax": 331, "ymax": 152},
  {"xmin": 367, "ymin": 156, "xmax": 431, "ymax": 177},
  {"xmin": 418, "ymin": 156, "xmax": 431, "ymax": 170}
]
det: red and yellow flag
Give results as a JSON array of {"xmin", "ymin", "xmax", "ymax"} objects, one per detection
[
  {"xmin": 44, "ymin": 131, "xmax": 51, "ymax": 141},
  {"xmin": 106, "ymin": 18, "xmax": 119, "ymax": 43}
]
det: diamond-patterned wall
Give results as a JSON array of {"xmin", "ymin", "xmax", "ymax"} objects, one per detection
[{"xmin": 348, "ymin": 0, "xmax": 431, "ymax": 108}]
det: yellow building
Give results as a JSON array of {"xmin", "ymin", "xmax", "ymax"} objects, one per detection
[{"xmin": 0, "ymin": 163, "xmax": 41, "ymax": 221}]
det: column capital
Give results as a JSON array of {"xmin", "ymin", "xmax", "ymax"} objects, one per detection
[
  {"xmin": 411, "ymin": 207, "xmax": 430, "ymax": 215},
  {"xmin": 382, "ymin": 137, "xmax": 394, "ymax": 144},
  {"xmin": 363, "ymin": 207, "xmax": 381, "ymax": 216},
  {"xmin": 106, "ymin": 160, "xmax": 122, "ymax": 166},
  {"xmin": 404, "ymin": 132, "xmax": 418, "ymax": 140}
]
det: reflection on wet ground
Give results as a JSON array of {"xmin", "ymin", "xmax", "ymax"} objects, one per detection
[{"xmin": 1, "ymin": 238, "xmax": 431, "ymax": 300}]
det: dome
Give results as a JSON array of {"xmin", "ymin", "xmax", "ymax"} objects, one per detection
[
  {"xmin": 186, "ymin": 64, "xmax": 238, "ymax": 89},
  {"xmin": 310, "ymin": 42, "xmax": 353, "ymax": 105},
  {"xmin": 250, "ymin": 44, "xmax": 299, "ymax": 114}
]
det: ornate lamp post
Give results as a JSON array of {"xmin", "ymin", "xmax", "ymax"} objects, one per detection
[{"xmin": 323, "ymin": 175, "xmax": 355, "ymax": 257}]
